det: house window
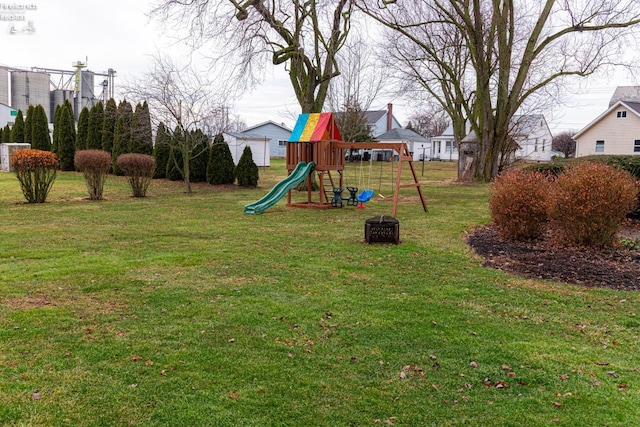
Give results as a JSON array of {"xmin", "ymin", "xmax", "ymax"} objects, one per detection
[
  {"xmin": 595, "ymin": 140, "xmax": 605, "ymax": 153},
  {"xmin": 542, "ymin": 139, "xmax": 546, "ymax": 152},
  {"xmin": 278, "ymin": 140, "xmax": 287, "ymax": 146},
  {"xmin": 617, "ymin": 111, "xmax": 627, "ymax": 118},
  {"xmin": 534, "ymin": 138, "xmax": 538, "ymax": 152},
  {"xmin": 634, "ymin": 140, "xmax": 640, "ymax": 153},
  {"xmin": 444, "ymin": 140, "xmax": 456, "ymax": 153}
]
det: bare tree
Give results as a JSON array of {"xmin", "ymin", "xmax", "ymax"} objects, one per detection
[
  {"xmin": 552, "ymin": 131, "xmax": 577, "ymax": 158},
  {"xmin": 327, "ymin": 35, "xmax": 388, "ymax": 145},
  {"xmin": 406, "ymin": 105, "xmax": 449, "ymax": 138},
  {"xmin": 125, "ymin": 55, "xmax": 227, "ymax": 193},
  {"xmin": 360, "ymin": 1, "xmax": 640, "ymax": 181},
  {"xmin": 327, "ymin": 36, "xmax": 389, "ymax": 113},
  {"xmin": 150, "ymin": 0, "xmax": 355, "ymax": 114}
]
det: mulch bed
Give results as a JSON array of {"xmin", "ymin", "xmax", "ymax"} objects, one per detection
[{"xmin": 466, "ymin": 224, "xmax": 640, "ymax": 291}]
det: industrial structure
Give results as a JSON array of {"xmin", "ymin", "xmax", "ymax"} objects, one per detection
[{"xmin": 0, "ymin": 60, "xmax": 116, "ymax": 124}]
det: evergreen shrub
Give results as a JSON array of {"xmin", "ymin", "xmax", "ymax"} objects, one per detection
[
  {"xmin": 189, "ymin": 130, "xmax": 209, "ymax": 183},
  {"xmin": 524, "ymin": 162, "xmax": 565, "ymax": 179},
  {"xmin": 153, "ymin": 123, "xmax": 171, "ymax": 179},
  {"xmin": 235, "ymin": 146, "xmax": 259, "ymax": 187},
  {"xmin": 490, "ymin": 169, "xmax": 551, "ymax": 241},
  {"xmin": 166, "ymin": 146, "xmax": 183, "ymax": 181},
  {"xmin": 74, "ymin": 149, "xmax": 111, "ymax": 200},
  {"xmin": 207, "ymin": 137, "xmax": 235, "ymax": 185},
  {"xmin": 547, "ymin": 162, "xmax": 637, "ymax": 248},
  {"xmin": 117, "ymin": 153, "xmax": 155, "ymax": 197},
  {"xmin": 10, "ymin": 149, "xmax": 59, "ymax": 203}
]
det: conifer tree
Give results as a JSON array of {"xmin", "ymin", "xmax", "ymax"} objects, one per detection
[
  {"xmin": 58, "ymin": 102, "xmax": 77, "ymax": 171},
  {"xmin": 101, "ymin": 98, "xmax": 117, "ymax": 154},
  {"xmin": 31, "ymin": 105, "xmax": 51, "ymax": 151},
  {"xmin": 2, "ymin": 125, "xmax": 10, "ymax": 143},
  {"xmin": 52, "ymin": 105, "xmax": 61, "ymax": 155},
  {"xmin": 112, "ymin": 100, "xmax": 133, "ymax": 174},
  {"xmin": 11, "ymin": 110, "xmax": 25, "ymax": 143},
  {"xmin": 153, "ymin": 122, "xmax": 171, "ymax": 179},
  {"xmin": 76, "ymin": 107, "xmax": 90, "ymax": 151},
  {"xmin": 166, "ymin": 126, "xmax": 184, "ymax": 181},
  {"xmin": 235, "ymin": 145, "xmax": 259, "ymax": 187},
  {"xmin": 86, "ymin": 102, "xmax": 104, "ymax": 149},
  {"xmin": 24, "ymin": 105, "xmax": 35, "ymax": 145},
  {"xmin": 207, "ymin": 134, "xmax": 235, "ymax": 185},
  {"xmin": 129, "ymin": 101, "xmax": 153, "ymax": 155},
  {"xmin": 189, "ymin": 129, "xmax": 209, "ymax": 183}
]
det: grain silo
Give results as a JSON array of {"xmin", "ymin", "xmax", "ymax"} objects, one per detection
[
  {"xmin": 0, "ymin": 67, "xmax": 8, "ymax": 105},
  {"xmin": 10, "ymin": 70, "xmax": 51, "ymax": 121},
  {"xmin": 50, "ymin": 89, "xmax": 74, "ymax": 122},
  {"xmin": 81, "ymin": 70, "xmax": 95, "ymax": 109}
]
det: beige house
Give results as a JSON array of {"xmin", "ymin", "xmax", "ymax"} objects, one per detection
[{"xmin": 574, "ymin": 95, "xmax": 640, "ymax": 157}]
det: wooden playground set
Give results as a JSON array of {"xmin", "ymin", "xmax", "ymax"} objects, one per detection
[{"xmin": 244, "ymin": 113, "xmax": 427, "ymax": 216}]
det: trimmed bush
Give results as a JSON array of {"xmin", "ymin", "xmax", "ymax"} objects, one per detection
[
  {"xmin": 524, "ymin": 162, "xmax": 565, "ymax": 179},
  {"xmin": 57, "ymin": 102, "xmax": 76, "ymax": 171},
  {"xmin": 117, "ymin": 153, "xmax": 155, "ymax": 197},
  {"xmin": 547, "ymin": 162, "xmax": 637, "ymax": 248},
  {"xmin": 189, "ymin": 129, "xmax": 209, "ymax": 183},
  {"xmin": 10, "ymin": 149, "xmax": 59, "ymax": 203},
  {"xmin": 235, "ymin": 146, "xmax": 259, "ymax": 187},
  {"xmin": 207, "ymin": 135, "xmax": 235, "ymax": 185},
  {"xmin": 74, "ymin": 149, "xmax": 111, "ymax": 200},
  {"xmin": 11, "ymin": 110, "xmax": 24, "ymax": 143},
  {"xmin": 153, "ymin": 122, "xmax": 171, "ymax": 179},
  {"xmin": 490, "ymin": 169, "xmax": 552, "ymax": 241}
]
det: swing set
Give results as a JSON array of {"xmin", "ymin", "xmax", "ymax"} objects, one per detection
[{"xmin": 285, "ymin": 113, "xmax": 427, "ymax": 217}]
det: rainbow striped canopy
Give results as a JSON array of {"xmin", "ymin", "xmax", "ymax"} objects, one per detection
[{"xmin": 288, "ymin": 113, "xmax": 343, "ymax": 143}]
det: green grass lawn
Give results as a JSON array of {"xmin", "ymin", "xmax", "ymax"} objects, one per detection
[{"xmin": 1, "ymin": 160, "xmax": 639, "ymax": 426}]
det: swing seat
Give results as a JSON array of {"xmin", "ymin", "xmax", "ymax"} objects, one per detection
[
  {"xmin": 357, "ymin": 189, "xmax": 374, "ymax": 203},
  {"xmin": 331, "ymin": 187, "xmax": 344, "ymax": 208},
  {"xmin": 345, "ymin": 186, "xmax": 359, "ymax": 206}
]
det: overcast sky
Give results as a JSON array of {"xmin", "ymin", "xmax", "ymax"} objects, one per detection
[{"xmin": 1, "ymin": 0, "xmax": 634, "ymax": 133}]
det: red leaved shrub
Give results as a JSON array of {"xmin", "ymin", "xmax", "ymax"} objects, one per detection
[
  {"xmin": 10, "ymin": 149, "xmax": 59, "ymax": 203},
  {"xmin": 116, "ymin": 153, "xmax": 155, "ymax": 197},
  {"xmin": 490, "ymin": 169, "xmax": 552, "ymax": 241},
  {"xmin": 547, "ymin": 162, "xmax": 637, "ymax": 248},
  {"xmin": 74, "ymin": 149, "xmax": 112, "ymax": 200}
]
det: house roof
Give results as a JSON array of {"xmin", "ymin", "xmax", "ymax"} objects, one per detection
[
  {"xmin": 573, "ymin": 100, "xmax": 640, "ymax": 140},
  {"xmin": 363, "ymin": 110, "xmax": 386, "ymax": 125},
  {"xmin": 242, "ymin": 120, "xmax": 292, "ymax": 133},
  {"xmin": 609, "ymin": 86, "xmax": 640, "ymax": 107},
  {"xmin": 377, "ymin": 127, "xmax": 428, "ymax": 142}
]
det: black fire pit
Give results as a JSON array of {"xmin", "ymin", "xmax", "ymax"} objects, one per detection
[{"xmin": 365, "ymin": 215, "xmax": 400, "ymax": 244}]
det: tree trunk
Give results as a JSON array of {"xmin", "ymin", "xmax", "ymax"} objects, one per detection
[{"xmin": 182, "ymin": 147, "xmax": 192, "ymax": 194}]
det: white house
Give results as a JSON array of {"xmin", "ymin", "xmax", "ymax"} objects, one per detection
[
  {"xmin": 431, "ymin": 115, "xmax": 553, "ymax": 162},
  {"xmin": 363, "ymin": 104, "xmax": 403, "ymax": 138},
  {"xmin": 510, "ymin": 114, "xmax": 554, "ymax": 162},
  {"xmin": 431, "ymin": 125, "xmax": 459, "ymax": 161},
  {"xmin": 574, "ymin": 98, "xmax": 640, "ymax": 157},
  {"xmin": 222, "ymin": 132, "xmax": 271, "ymax": 167},
  {"xmin": 238, "ymin": 121, "xmax": 291, "ymax": 158}
]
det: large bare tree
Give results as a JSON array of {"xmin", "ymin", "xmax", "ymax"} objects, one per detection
[
  {"xmin": 360, "ymin": 0, "xmax": 640, "ymax": 181},
  {"xmin": 150, "ymin": 0, "xmax": 355, "ymax": 114}
]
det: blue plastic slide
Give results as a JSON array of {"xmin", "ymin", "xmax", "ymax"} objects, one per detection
[{"xmin": 244, "ymin": 162, "xmax": 316, "ymax": 214}]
